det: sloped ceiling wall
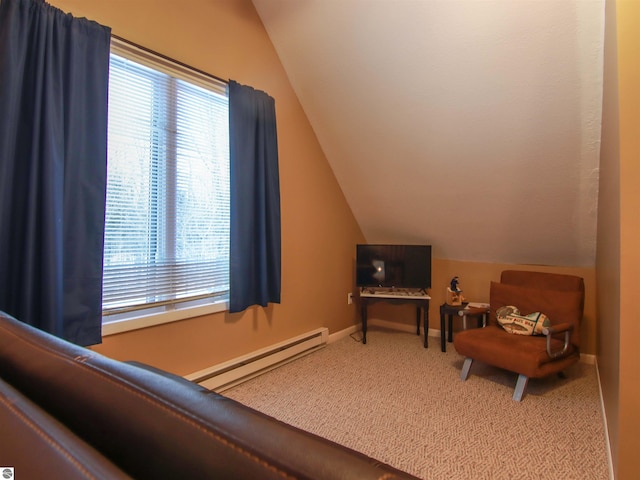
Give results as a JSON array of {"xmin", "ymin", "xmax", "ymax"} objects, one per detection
[{"xmin": 252, "ymin": 0, "xmax": 604, "ymax": 267}]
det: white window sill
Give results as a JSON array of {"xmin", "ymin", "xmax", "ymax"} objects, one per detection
[{"xmin": 102, "ymin": 300, "xmax": 228, "ymax": 336}]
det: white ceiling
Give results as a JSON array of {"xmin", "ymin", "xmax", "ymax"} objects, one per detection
[{"xmin": 252, "ymin": 0, "xmax": 604, "ymax": 267}]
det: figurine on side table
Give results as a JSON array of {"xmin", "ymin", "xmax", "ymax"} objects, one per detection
[{"xmin": 446, "ymin": 276, "xmax": 465, "ymax": 306}]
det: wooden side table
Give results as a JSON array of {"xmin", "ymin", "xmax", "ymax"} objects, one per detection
[{"xmin": 439, "ymin": 303, "xmax": 489, "ymax": 352}]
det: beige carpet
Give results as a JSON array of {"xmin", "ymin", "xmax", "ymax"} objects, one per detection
[{"xmin": 225, "ymin": 329, "xmax": 610, "ymax": 480}]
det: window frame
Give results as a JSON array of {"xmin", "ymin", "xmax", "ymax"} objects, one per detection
[{"xmin": 102, "ymin": 37, "xmax": 230, "ymax": 336}]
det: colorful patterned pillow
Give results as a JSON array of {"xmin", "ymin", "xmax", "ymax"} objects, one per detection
[{"xmin": 496, "ymin": 305, "xmax": 550, "ymax": 336}]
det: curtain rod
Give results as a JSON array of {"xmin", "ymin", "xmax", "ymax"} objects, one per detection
[{"xmin": 111, "ymin": 34, "xmax": 228, "ymax": 86}]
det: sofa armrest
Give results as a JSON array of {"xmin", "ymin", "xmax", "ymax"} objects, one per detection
[{"xmin": 542, "ymin": 322, "xmax": 574, "ymax": 359}]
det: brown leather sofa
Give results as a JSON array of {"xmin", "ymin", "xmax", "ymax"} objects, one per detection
[{"xmin": 0, "ymin": 311, "xmax": 418, "ymax": 479}]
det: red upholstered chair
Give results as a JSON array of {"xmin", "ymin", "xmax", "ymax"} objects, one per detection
[{"xmin": 453, "ymin": 270, "xmax": 585, "ymax": 401}]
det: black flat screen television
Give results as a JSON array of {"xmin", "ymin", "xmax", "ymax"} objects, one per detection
[{"xmin": 356, "ymin": 244, "xmax": 432, "ymax": 290}]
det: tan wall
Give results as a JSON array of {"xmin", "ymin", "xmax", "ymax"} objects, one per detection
[
  {"xmin": 49, "ymin": 0, "xmax": 365, "ymax": 376},
  {"xmin": 597, "ymin": 1, "xmax": 640, "ymax": 477},
  {"xmin": 48, "ymin": 0, "xmax": 601, "ymax": 378},
  {"xmin": 616, "ymin": 1, "xmax": 640, "ymax": 478},
  {"xmin": 598, "ymin": 0, "xmax": 622, "ymax": 475}
]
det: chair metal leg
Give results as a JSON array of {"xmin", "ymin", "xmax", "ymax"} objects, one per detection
[
  {"xmin": 460, "ymin": 357, "xmax": 473, "ymax": 381},
  {"xmin": 513, "ymin": 374, "xmax": 529, "ymax": 401}
]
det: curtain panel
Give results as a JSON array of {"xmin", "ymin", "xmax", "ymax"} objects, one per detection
[
  {"xmin": 228, "ymin": 81, "xmax": 281, "ymax": 313},
  {"xmin": 0, "ymin": 0, "xmax": 111, "ymax": 345}
]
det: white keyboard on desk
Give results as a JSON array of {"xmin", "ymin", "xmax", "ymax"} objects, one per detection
[{"xmin": 360, "ymin": 289, "xmax": 431, "ymax": 299}]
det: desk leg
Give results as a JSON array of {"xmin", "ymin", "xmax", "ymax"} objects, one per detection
[
  {"xmin": 415, "ymin": 307, "xmax": 420, "ymax": 336},
  {"xmin": 440, "ymin": 311, "xmax": 446, "ymax": 352},
  {"xmin": 361, "ymin": 303, "xmax": 368, "ymax": 344},
  {"xmin": 423, "ymin": 305, "xmax": 429, "ymax": 348},
  {"xmin": 448, "ymin": 315, "xmax": 454, "ymax": 343}
]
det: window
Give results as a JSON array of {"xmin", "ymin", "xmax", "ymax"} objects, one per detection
[{"xmin": 102, "ymin": 39, "xmax": 230, "ymax": 326}]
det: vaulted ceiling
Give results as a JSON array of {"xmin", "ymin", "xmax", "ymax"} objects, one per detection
[{"xmin": 252, "ymin": 0, "xmax": 604, "ymax": 267}]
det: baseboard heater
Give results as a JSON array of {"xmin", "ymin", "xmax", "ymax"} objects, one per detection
[{"xmin": 184, "ymin": 327, "xmax": 329, "ymax": 392}]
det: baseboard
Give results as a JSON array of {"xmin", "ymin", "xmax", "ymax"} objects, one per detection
[
  {"xmin": 328, "ymin": 323, "xmax": 360, "ymax": 344},
  {"xmin": 185, "ymin": 328, "xmax": 328, "ymax": 392},
  {"xmin": 339, "ymin": 321, "xmax": 599, "ymax": 363},
  {"xmin": 595, "ymin": 358, "xmax": 615, "ymax": 480},
  {"xmin": 327, "ymin": 320, "xmax": 438, "ymax": 347},
  {"xmin": 368, "ymin": 317, "xmax": 440, "ymax": 338},
  {"xmin": 580, "ymin": 353, "xmax": 596, "ymax": 365}
]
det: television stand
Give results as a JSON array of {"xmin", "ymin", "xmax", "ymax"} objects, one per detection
[{"xmin": 359, "ymin": 289, "xmax": 431, "ymax": 347}]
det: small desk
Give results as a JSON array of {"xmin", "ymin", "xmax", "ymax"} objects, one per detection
[
  {"xmin": 439, "ymin": 303, "xmax": 489, "ymax": 352},
  {"xmin": 360, "ymin": 292, "xmax": 431, "ymax": 348}
]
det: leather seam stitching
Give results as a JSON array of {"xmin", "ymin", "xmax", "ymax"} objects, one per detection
[{"xmin": 0, "ymin": 390, "xmax": 100, "ymax": 479}]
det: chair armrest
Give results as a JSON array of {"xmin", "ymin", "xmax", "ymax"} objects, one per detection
[
  {"xmin": 542, "ymin": 322, "xmax": 573, "ymax": 335},
  {"xmin": 541, "ymin": 322, "xmax": 574, "ymax": 359},
  {"xmin": 457, "ymin": 306, "xmax": 490, "ymax": 327}
]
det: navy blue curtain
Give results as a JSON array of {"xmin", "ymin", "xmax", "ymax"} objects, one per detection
[
  {"xmin": 0, "ymin": 0, "xmax": 111, "ymax": 345},
  {"xmin": 228, "ymin": 81, "xmax": 281, "ymax": 313}
]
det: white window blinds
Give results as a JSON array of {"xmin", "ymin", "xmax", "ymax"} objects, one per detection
[{"xmin": 102, "ymin": 40, "xmax": 230, "ymax": 315}]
